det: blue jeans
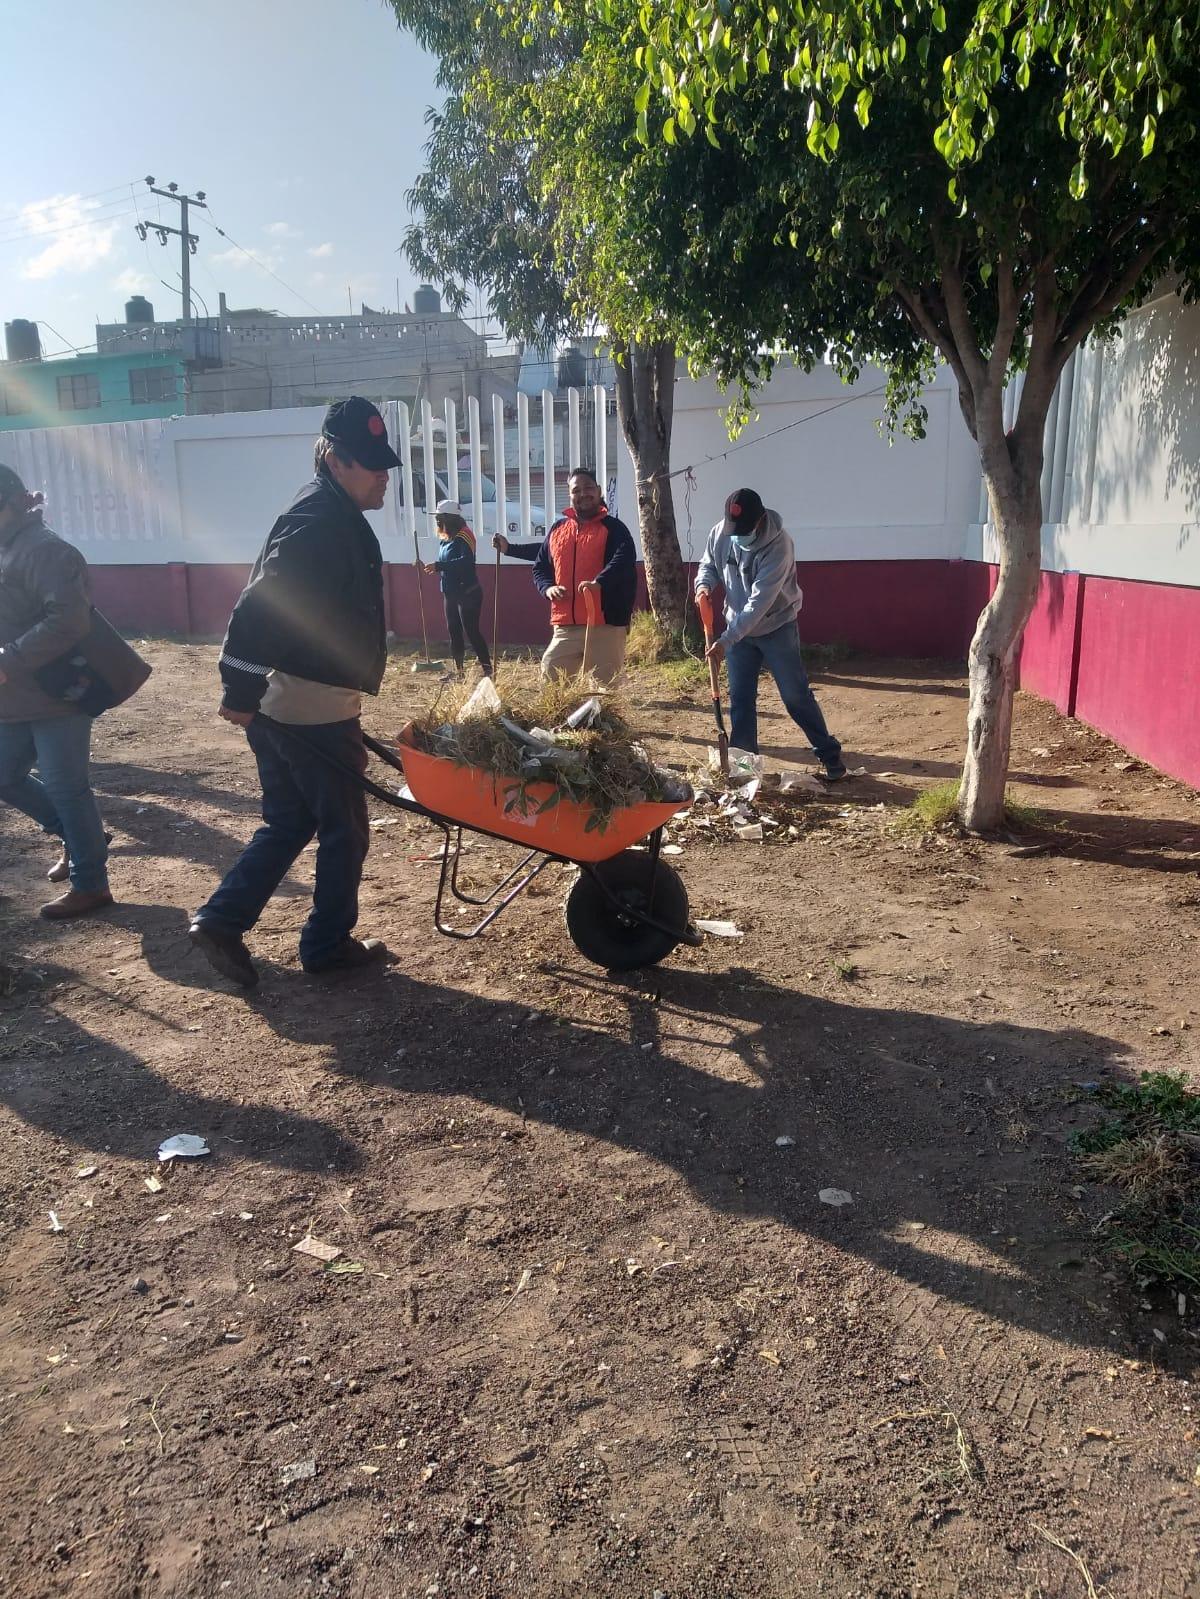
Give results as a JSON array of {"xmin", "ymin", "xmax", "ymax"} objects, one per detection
[
  {"xmin": 726, "ymin": 621, "xmax": 842, "ymax": 765},
  {"xmin": 197, "ymin": 717, "xmax": 369, "ymax": 966},
  {"xmin": 0, "ymin": 714, "xmax": 109, "ymax": 893}
]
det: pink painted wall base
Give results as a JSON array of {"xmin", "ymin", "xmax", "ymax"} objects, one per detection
[{"xmin": 89, "ymin": 558, "xmax": 1199, "ymax": 791}]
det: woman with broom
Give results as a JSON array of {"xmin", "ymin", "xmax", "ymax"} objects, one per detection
[{"xmin": 424, "ymin": 499, "xmax": 492, "ymax": 679}]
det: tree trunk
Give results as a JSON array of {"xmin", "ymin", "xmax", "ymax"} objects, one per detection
[
  {"xmin": 958, "ymin": 435, "xmax": 1046, "ymax": 833},
  {"xmin": 613, "ymin": 338, "xmax": 688, "ymax": 627}
]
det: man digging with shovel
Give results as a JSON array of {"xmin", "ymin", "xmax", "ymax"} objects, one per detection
[{"xmin": 695, "ymin": 488, "xmax": 847, "ymax": 782}]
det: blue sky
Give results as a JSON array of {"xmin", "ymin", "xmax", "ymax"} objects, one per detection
[{"xmin": 1, "ymin": 0, "xmax": 456, "ymax": 355}]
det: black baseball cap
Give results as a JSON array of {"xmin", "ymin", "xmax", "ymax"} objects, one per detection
[
  {"xmin": 322, "ymin": 397, "xmax": 400, "ymax": 471},
  {"xmin": 0, "ymin": 463, "xmax": 27, "ymax": 504},
  {"xmin": 725, "ymin": 487, "xmax": 765, "ymax": 537}
]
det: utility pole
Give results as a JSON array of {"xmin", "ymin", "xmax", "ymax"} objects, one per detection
[{"xmin": 136, "ymin": 177, "xmax": 207, "ymax": 323}]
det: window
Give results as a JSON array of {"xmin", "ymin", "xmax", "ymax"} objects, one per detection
[
  {"xmin": 0, "ymin": 384, "xmax": 29, "ymax": 416},
  {"xmin": 129, "ymin": 366, "xmax": 176, "ymax": 405},
  {"xmin": 56, "ymin": 372, "xmax": 100, "ymax": 411}
]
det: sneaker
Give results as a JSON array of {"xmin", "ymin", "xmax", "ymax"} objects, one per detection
[
  {"xmin": 817, "ymin": 761, "xmax": 848, "ymax": 783},
  {"xmin": 302, "ymin": 937, "xmax": 388, "ymax": 975},
  {"xmin": 189, "ymin": 920, "xmax": 259, "ymax": 988},
  {"xmin": 39, "ymin": 889, "xmax": 115, "ymax": 921},
  {"xmin": 48, "ymin": 832, "xmax": 114, "ymax": 883}
]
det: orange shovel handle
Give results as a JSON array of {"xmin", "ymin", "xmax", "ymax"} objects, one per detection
[{"xmin": 696, "ymin": 589, "xmax": 715, "ymax": 643}]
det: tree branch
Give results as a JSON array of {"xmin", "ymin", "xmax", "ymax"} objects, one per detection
[
  {"xmin": 986, "ymin": 253, "xmax": 1021, "ymax": 386},
  {"xmin": 934, "ymin": 241, "xmax": 987, "ymax": 393},
  {"xmin": 1056, "ymin": 229, "xmax": 1169, "ymax": 362},
  {"xmin": 895, "ymin": 282, "xmax": 978, "ymax": 437}
]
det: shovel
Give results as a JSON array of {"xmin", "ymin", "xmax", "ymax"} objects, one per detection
[
  {"xmin": 696, "ymin": 591, "xmax": 730, "ymax": 777},
  {"xmin": 581, "ymin": 584, "xmax": 599, "ymax": 677}
]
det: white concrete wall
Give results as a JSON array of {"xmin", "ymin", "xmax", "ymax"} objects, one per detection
[
  {"xmin": 0, "ymin": 402, "xmax": 542, "ymax": 566},
  {"xmin": 7, "ymin": 301, "xmax": 1198, "ymax": 594},
  {"xmin": 617, "ymin": 358, "xmax": 983, "ymax": 565},
  {"xmin": 967, "ymin": 292, "xmax": 1200, "ymax": 588}
]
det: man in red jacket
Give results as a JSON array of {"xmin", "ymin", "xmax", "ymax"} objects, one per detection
[{"xmin": 531, "ymin": 468, "xmax": 636, "ymax": 683}]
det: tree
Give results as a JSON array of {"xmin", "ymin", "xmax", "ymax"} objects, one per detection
[
  {"xmin": 577, "ymin": 0, "xmax": 1200, "ymax": 829},
  {"xmin": 388, "ymin": 3, "xmax": 691, "ymax": 626}
]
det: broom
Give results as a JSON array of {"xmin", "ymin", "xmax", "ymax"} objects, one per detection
[{"xmin": 410, "ymin": 513, "xmax": 445, "ymax": 674}]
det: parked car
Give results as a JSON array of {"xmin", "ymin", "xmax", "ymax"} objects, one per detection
[{"xmin": 399, "ymin": 468, "xmax": 547, "ymax": 542}]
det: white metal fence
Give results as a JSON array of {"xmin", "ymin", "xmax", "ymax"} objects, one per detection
[{"xmin": 0, "ymin": 386, "xmax": 614, "ymax": 566}]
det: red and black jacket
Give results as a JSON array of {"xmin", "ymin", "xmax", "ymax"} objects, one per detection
[{"xmin": 531, "ymin": 506, "xmax": 637, "ymax": 627}]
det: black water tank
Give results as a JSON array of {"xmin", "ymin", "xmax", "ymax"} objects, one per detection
[
  {"xmin": 125, "ymin": 295, "xmax": 155, "ymax": 324},
  {"xmin": 557, "ymin": 345, "xmax": 586, "ymax": 391},
  {"xmin": 4, "ymin": 319, "xmax": 41, "ymax": 362},
  {"xmin": 412, "ymin": 284, "xmax": 441, "ymax": 314}
]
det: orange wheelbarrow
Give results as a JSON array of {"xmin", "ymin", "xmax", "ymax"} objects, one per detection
[{"xmin": 262, "ymin": 717, "xmax": 701, "ymax": 970}]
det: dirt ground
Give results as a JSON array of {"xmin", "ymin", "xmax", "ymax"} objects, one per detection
[{"xmin": 2, "ymin": 642, "xmax": 1199, "ymax": 1599}]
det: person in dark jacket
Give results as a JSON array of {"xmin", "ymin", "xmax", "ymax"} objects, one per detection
[
  {"xmin": 0, "ymin": 465, "xmax": 114, "ymax": 919},
  {"xmin": 188, "ymin": 398, "xmax": 399, "ymax": 987},
  {"xmin": 424, "ymin": 499, "xmax": 491, "ymax": 677},
  {"xmin": 501, "ymin": 468, "xmax": 635, "ymax": 682}
]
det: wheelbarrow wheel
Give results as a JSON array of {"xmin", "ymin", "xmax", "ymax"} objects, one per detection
[{"xmin": 565, "ymin": 851, "xmax": 689, "ymax": 970}]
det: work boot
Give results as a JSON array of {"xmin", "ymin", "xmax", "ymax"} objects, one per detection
[
  {"xmin": 189, "ymin": 920, "xmax": 259, "ymax": 989},
  {"xmin": 48, "ymin": 831, "xmax": 114, "ymax": 883},
  {"xmin": 302, "ymin": 937, "xmax": 388, "ymax": 975},
  {"xmin": 817, "ymin": 760, "xmax": 849, "ymax": 783},
  {"xmin": 39, "ymin": 889, "xmax": 115, "ymax": 921}
]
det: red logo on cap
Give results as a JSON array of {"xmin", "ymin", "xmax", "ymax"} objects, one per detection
[
  {"xmin": 367, "ymin": 415, "xmax": 385, "ymax": 436},
  {"xmin": 729, "ymin": 501, "xmax": 742, "ymax": 518}
]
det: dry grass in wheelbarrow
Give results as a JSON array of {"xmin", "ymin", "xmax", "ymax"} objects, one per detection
[{"xmin": 407, "ymin": 672, "xmax": 687, "ymax": 832}]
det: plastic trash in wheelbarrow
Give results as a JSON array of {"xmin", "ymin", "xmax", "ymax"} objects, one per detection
[{"xmin": 393, "ymin": 724, "xmax": 692, "ymax": 864}]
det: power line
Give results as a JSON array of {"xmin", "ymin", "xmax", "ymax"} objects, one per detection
[
  {"xmin": 0, "ymin": 178, "xmax": 142, "ymax": 232},
  {"xmin": 0, "ymin": 196, "xmax": 141, "ymax": 249},
  {"xmin": 201, "ymin": 212, "xmax": 323, "ymax": 315}
]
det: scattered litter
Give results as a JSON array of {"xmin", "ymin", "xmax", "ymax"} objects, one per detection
[
  {"xmin": 293, "ymin": 1236, "xmax": 342, "ymax": 1264},
  {"xmin": 75, "ymin": 1165, "xmax": 97, "ymax": 1180},
  {"xmin": 238, "ymin": 1211, "xmax": 254, "ymax": 1222},
  {"xmin": 513, "ymin": 1266, "xmax": 535, "ymax": 1295},
  {"xmin": 846, "ymin": 765, "xmax": 868, "ymax": 777},
  {"xmin": 154, "ymin": 1213, "xmax": 172, "ymax": 1224},
  {"xmin": 1031, "ymin": 747, "xmax": 1051, "ymax": 758},
  {"xmin": 758, "ymin": 1349, "xmax": 782, "ymax": 1367},
  {"xmin": 48, "ymin": 1211, "xmax": 65, "ymax": 1233},
  {"xmin": 369, "ymin": 817, "xmax": 400, "ymax": 829},
  {"xmin": 778, "ymin": 770, "xmax": 825, "ymax": 794},
  {"xmin": 131, "ymin": 1277, "xmax": 149, "ymax": 1295},
  {"xmin": 223, "ymin": 1331, "xmax": 244, "ymax": 1343},
  {"xmin": 456, "ymin": 675, "xmax": 503, "ymax": 721},
  {"xmin": 280, "ymin": 1459, "xmax": 317, "ymax": 1486},
  {"xmin": 696, "ymin": 919, "xmax": 743, "ymax": 939},
  {"xmin": 325, "ymin": 1260, "xmax": 365, "ymax": 1275},
  {"xmin": 359, "ymin": 1462, "xmax": 381, "ymax": 1475},
  {"xmin": 734, "ymin": 821, "xmax": 764, "ymax": 843},
  {"xmin": 157, "ymin": 1134, "xmax": 210, "ymax": 1162},
  {"xmin": 143, "ymin": 1174, "xmax": 164, "ymax": 1194},
  {"xmin": 565, "ymin": 695, "xmax": 603, "ymax": 730},
  {"xmin": 661, "ymin": 843, "xmax": 684, "ymax": 856},
  {"xmin": 775, "ymin": 1135, "xmax": 796, "ymax": 1148},
  {"xmin": 818, "ymin": 1188, "xmax": 853, "ymax": 1208}
]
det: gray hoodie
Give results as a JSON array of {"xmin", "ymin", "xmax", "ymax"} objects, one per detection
[{"xmin": 695, "ymin": 509, "xmax": 802, "ymax": 647}]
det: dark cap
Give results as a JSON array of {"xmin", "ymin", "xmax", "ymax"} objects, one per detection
[
  {"xmin": 322, "ymin": 396, "xmax": 400, "ymax": 471},
  {"xmin": 724, "ymin": 487, "xmax": 765, "ymax": 538},
  {"xmin": 0, "ymin": 463, "xmax": 27, "ymax": 503}
]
